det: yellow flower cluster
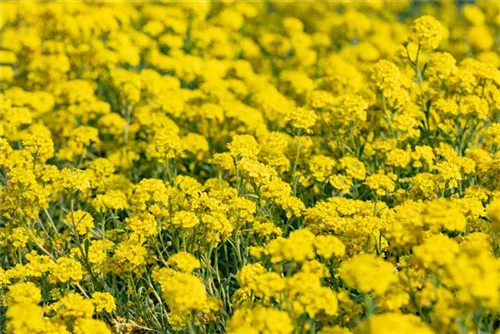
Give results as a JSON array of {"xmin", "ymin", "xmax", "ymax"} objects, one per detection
[{"xmin": 1, "ymin": 1, "xmax": 500, "ymax": 333}]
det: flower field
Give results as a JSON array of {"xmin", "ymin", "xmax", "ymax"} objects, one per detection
[{"xmin": 2, "ymin": 1, "xmax": 500, "ymax": 333}]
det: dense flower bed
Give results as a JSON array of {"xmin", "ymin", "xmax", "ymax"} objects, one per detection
[{"xmin": 1, "ymin": 1, "xmax": 500, "ymax": 333}]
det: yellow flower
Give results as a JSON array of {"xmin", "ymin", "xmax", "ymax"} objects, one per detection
[
  {"xmin": 53, "ymin": 293, "xmax": 95, "ymax": 319},
  {"xmin": 331, "ymin": 94, "xmax": 368, "ymax": 125},
  {"xmin": 365, "ymin": 173, "xmax": 395, "ymax": 196},
  {"xmin": 49, "ymin": 257, "xmax": 84, "ymax": 283},
  {"xmin": 2, "ymin": 3, "xmax": 500, "ymax": 333},
  {"xmin": 228, "ymin": 134, "xmax": 260, "ymax": 159},
  {"xmin": 4, "ymin": 282, "xmax": 41, "ymax": 307},
  {"xmin": 410, "ymin": 15, "xmax": 444, "ymax": 50},
  {"xmin": 340, "ymin": 157, "xmax": 366, "ymax": 181},
  {"xmin": 330, "ymin": 174, "xmax": 352, "ymax": 194},
  {"xmin": 22, "ymin": 133, "xmax": 54, "ymax": 164},
  {"xmin": 422, "ymin": 199, "xmax": 466, "ymax": 232},
  {"xmin": 236, "ymin": 263, "xmax": 266, "ymax": 288},
  {"xmin": 265, "ymin": 229, "xmax": 316, "ymax": 263},
  {"xmin": 227, "ymin": 307, "xmax": 294, "ymax": 334},
  {"xmin": 487, "ymin": 198, "xmax": 500, "ymax": 231},
  {"xmin": 413, "ymin": 234, "xmax": 460, "ymax": 269},
  {"xmin": 285, "ymin": 107, "xmax": 317, "ymax": 134},
  {"xmin": 462, "ymin": 4, "xmax": 485, "ymax": 26},
  {"xmin": 171, "ymin": 210, "xmax": 200, "ymax": 229},
  {"xmin": 153, "ymin": 267, "xmax": 211, "ymax": 316},
  {"xmin": 66, "ymin": 210, "xmax": 94, "ymax": 235},
  {"xmin": 371, "ymin": 60, "xmax": 401, "ymax": 95},
  {"xmin": 92, "ymin": 292, "xmax": 116, "ymax": 313},
  {"xmin": 7, "ymin": 303, "xmax": 66, "ymax": 334},
  {"xmin": 126, "ymin": 212, "xmax": 158, "ymax": 238},
  {"xmin": 167, "ymin": 251, "xmax": 201, "ymax": 273},
  {"xmin": 339, "ymin": 254, "xmax": 397, "ymax": 296},
  {"xmin": 25, "ymin": 252, "xmax": 55, "ymax": 277},
  {"xmin": 60, "ymin": 168, "xmax": 91, "ymax": 192},
  {"xmin": 286, "ymin": 271, "xmax": 338, "ymax": 317},
  {"xmin": 74, "ymin": 319, "xmax": 111, "ymax": 334},
  {"xmin": 146, "ymin": 131, "xmax": 184, "ymax": 160},
  {"xmin": 249, "ymin": 272, "xmax": 286, "ymax": 300},
  {"xmin": 309, "ymin": 155, "xmax": 335, "ymax": 182},
  {"xmin": 469, "ymin": 26, "xmax": 494, "ymax": 51},
  {"xmin": 358, "ymin": 312, "xmax": 434, "ymax": 334},
  {"xmin": 314, "ymin": 235, "xmax": 345, "ymax": 259},
  {"xmin": 111, "ymin": 238, "xmax": 148, "ymax": 273},
  {"xmin": 88, "ymin": 239, "xmax": 114, "ymax": 266}
]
